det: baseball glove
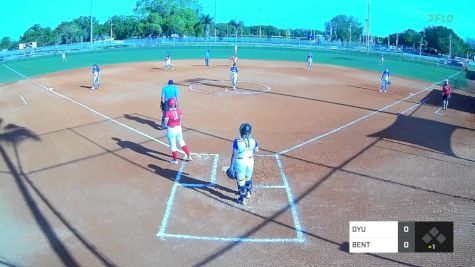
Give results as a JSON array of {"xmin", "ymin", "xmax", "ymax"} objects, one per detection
[
  {"xmin": 160, "ymin": 102, "xmax": 165, "ymax": 111},
  {"xmin": 226, "ymin": 168, "xmax": 237, "ymax": 180}
]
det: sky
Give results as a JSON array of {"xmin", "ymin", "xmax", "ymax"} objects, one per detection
[{"xmin": 1, "ymin": 0, "xmax": 473, "ymax": 41}]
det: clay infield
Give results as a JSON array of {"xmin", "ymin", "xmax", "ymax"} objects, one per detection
[{"xmin": 0, "ymin": 59, "xmax": 474, "ymax": 266}]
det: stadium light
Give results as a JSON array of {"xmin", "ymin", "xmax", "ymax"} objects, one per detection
[{"xmin": 90, "ymin": 0, "xmax": 93, "ymax": 51}]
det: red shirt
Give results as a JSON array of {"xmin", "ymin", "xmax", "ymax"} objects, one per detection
[
  {"xmin": 442, "ymin": 84, "xmax": 451, "ymax": 96},
  {"xmin": 165, "ymin": 108, "xmax": 182, "ymax": 128}
]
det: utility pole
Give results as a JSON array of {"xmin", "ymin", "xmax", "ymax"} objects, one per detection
[
  {"xmin": 366, "ymin": 0, "xmax": 370, "ymax": 54},
  {"xmin": 419, "ymin": 35, "xmax": 423, "ymax": 56},
  {"xmin": 449, "ymin": 33, "xmax": 452, "ymax": 58},
  {"xmin": 110, "ymin": 18, "xmax": 113, "ymax": 42},
  {"xmin": 349, "ymin": 23, "xmax": 352, "ymax": 46},
  {"xmin": 214, "ymin": 1, "xmax": 217, "ymax": 43},
  {"xmin": 90, "ymin": 0, "xmax": 93, "ymax": 51}
]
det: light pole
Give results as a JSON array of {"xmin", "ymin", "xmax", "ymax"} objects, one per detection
[
  {"xmin": 90, "ymin": 0, "xmax": 93, "ymax": 50},
  {"xmin": 258, "ymin": 9, "xmax": 262, "ymax": 39},
  {"xmin": 214, "ymin": 1, "xmax": 217, "ymax": 43},
  {"xmin": 366, "ymin": 0, "xmax": 370, "ymax": 54},
  {"xmin": 449, "ymin": 33, "xmax": 452, "ymax": 58}
]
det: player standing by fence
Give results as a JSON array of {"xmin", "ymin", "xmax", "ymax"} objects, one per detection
[{"xmin": 441, "ymin": 79, "xmax": 452, "ymax": 110}]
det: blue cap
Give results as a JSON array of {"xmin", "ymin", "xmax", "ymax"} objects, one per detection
[{"xmin": 168, "ymin": 79, "xmax": 174, "ymax": 85}]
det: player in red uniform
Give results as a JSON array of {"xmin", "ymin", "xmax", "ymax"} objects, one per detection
[
  {"xmin": 441, "ymin": 79, "xmax": 452, "ymax": 110},
  {"xmin": 163, "ymin": 98, "xmax": 192, "ymax": 164}
]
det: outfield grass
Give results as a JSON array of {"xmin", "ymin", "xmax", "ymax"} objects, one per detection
[{"xmin": 0, "ymin": 46, "xmax": 467, "ymax": 89}]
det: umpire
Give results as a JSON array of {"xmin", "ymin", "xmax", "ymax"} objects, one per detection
[{"xmin": 161, "ymin": 79, "xmax": 179, "ymax": 128}]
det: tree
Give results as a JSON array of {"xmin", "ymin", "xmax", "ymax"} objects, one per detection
[
  {"xmin": 399, "ymin": 29, "xmax": 421, "ymax": 50},
  {"xmin": 200, "ymin": 14, "xmax": 213, "ymax": 40},
  {"xmin": 325, "ymin": 15, "xmax": 363, "ymax": 43},
  {"xmin": 143, "ymin": 12, "xmax": 163, "ymax": 37},
  {"xmin": 20, "ymin": 24, "xmax": 58, "ymax": 46},
  {"xmin": 424, "ymin": 26, "xmax": 464, "ymax": 56},
  {"xmin": 133, "ymin": 0, "xmax": 200, "ymax": 37},
  {"xmin": 55, "ymin": 22, "xmax": 83, "ymax": 44},
  {"xmin": 0, "ymin": 37, "xmax": 12, "ymax": 50}
]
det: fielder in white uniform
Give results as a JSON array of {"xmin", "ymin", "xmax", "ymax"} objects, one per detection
[
  {"xmin": 230, "ymin": 123, "xmax": 259, "ymax": 205},
  {"xmin": 230, "ymin": 63, "xmax": 239, "ymax": 90},
  {"xmin": 92, "ymin": 64, "xmax": 101, "ymax": 90},
  {"xmin": 165, "ymin": 52, "xmax": 172, "ymax": 70},
  {"xmin": 380, "ymin": 68, "xmax": 391, "ymax": 93},
  {"xmin": 307, "ymin": 53, "xmax": 313, "ymax": 70}
]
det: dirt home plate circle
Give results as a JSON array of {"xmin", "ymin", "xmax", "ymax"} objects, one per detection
[{"xmin": 189, "ymin": 80, "xmax": 271, "ymax": 95}]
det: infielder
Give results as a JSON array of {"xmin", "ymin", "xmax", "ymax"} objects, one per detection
[
  {"xmin": 205, "ymin": 50, "xmax": 210, "ymax": 66},
  {"xmin": 92, "ymin": 64, "xmax": 101, "ymax": 90},
  {"xmin": 380, "ymin": 54, "xmax": 384, "ymax": 65},
  {"xmin": 161, "ymin": 79, "xmax": 179, "ymax": 127},
  {"xmin": 165, "ymin": 52, "xmax": 172, "ymax": 71},
  {"xmin": 230, "ymin": 63, "xmax": 239, "ymax": 90},
  {"xmin": 230, "ymin": 123, "xmax": 259, "ymax": 205},
  {"xmin": 441, "ymin": 79, "xmax": 452, "ymax": 110},
  {"xmin": 380, "ymin": 68, "xmax": 390, "ymax": 93},
  {"xmin": 163, "ymin": 98, "xmax": 192, "ymax": 164},
  {"xmin": 307, "ymin": 53, "xmax": 313, "ymax": 70}
]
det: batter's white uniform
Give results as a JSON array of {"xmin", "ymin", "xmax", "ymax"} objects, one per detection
[
  {"xmin": 165, "ymin": 108, "xmax": 186, "ymax": 151},
  {"xmin": 232, "ymin": 136, "xmax": 259, "ymax": 186}
]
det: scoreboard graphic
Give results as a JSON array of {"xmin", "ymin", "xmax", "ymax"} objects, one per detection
[{"xmin": 349, "ymin": 221, "xmax": 453, "ymax": 253}]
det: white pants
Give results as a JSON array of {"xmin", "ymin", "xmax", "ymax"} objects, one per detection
[
  {"xmin": 167, "ymin": 125, "xmax": 186, "ymax": 151},
  {"xmin": 307, "ymin": 60, "xmax": 313, "ymax": 69},
  {"xmin": 166, "ymin": 59, "xmax": 171, "ymax": 68},
  {"xmin": 231, "ymin": 72, "xmax": 238, "ymax": 87},
  {"xmin": 234, "ymin": 158, "xmax": 254, "ymax": 186},
  {"xmin": 93, "ymin": 73, "xmax": 100, "ymax": 88}
]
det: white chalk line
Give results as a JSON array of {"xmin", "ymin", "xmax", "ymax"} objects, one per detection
[
  {"xmin": 435, "ymin": 107, "xmax": 445, "ymax": 116},
  {"xmin": 280, "ymin": 71, "xmax": 461, "ymax": 155},
  {"xmin": 399, "ymin": 96, "xmax": 429, "ymax": 115},
  {"xmin": 2, "ymin": 64, "xmax": 186, "ymax": 155},
  {"xmin": 18, "ymin": 94, "xmax": 28, "ymax": 105},
  {"xmin": 157, "ymin": 162, "xmax": 187, "ymax": 237}
]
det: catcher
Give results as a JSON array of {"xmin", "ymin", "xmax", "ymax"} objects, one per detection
[{"xmin": 227, "ymin": 123, "xmax": 259, "ymax": 205}]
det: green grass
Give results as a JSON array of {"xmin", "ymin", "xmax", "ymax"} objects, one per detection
[{"xmin": 1, "ymin": 46, "xmax": 467, "ymax": 89}]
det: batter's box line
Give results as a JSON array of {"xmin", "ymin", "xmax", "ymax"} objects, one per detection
[{"xmin": 156, "ymin": 153, "xmax": 305, "ymax": 243}]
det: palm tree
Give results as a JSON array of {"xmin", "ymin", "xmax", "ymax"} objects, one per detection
[
  {"xmin": 201, "ymin": 14, "xmax": 213, "ymax": 41},
  {"xmin": 228, "ymin": 19, "xmax": 238, "ymax": 41}
]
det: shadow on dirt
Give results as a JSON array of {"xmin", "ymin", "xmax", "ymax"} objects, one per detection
[
  {"xmin": 368, "ymin": 114, "xmax": 474, "ymax": 159},
  {"xmin": 0, "ymin": 121, "xmax": 116, "ymax": 266},
  {"xmin": 421, "ymin": 89, "xmax": 475, "ymax": 114}
]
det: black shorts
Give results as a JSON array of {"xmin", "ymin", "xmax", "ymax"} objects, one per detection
[{"xmin": 442, "ymin": 94, "xmax": 450, "ymax": 101}]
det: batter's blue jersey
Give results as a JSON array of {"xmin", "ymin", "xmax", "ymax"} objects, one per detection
[{"xmin": 230, "ymin": 66, "xmax": 239, "ymax": 73}]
